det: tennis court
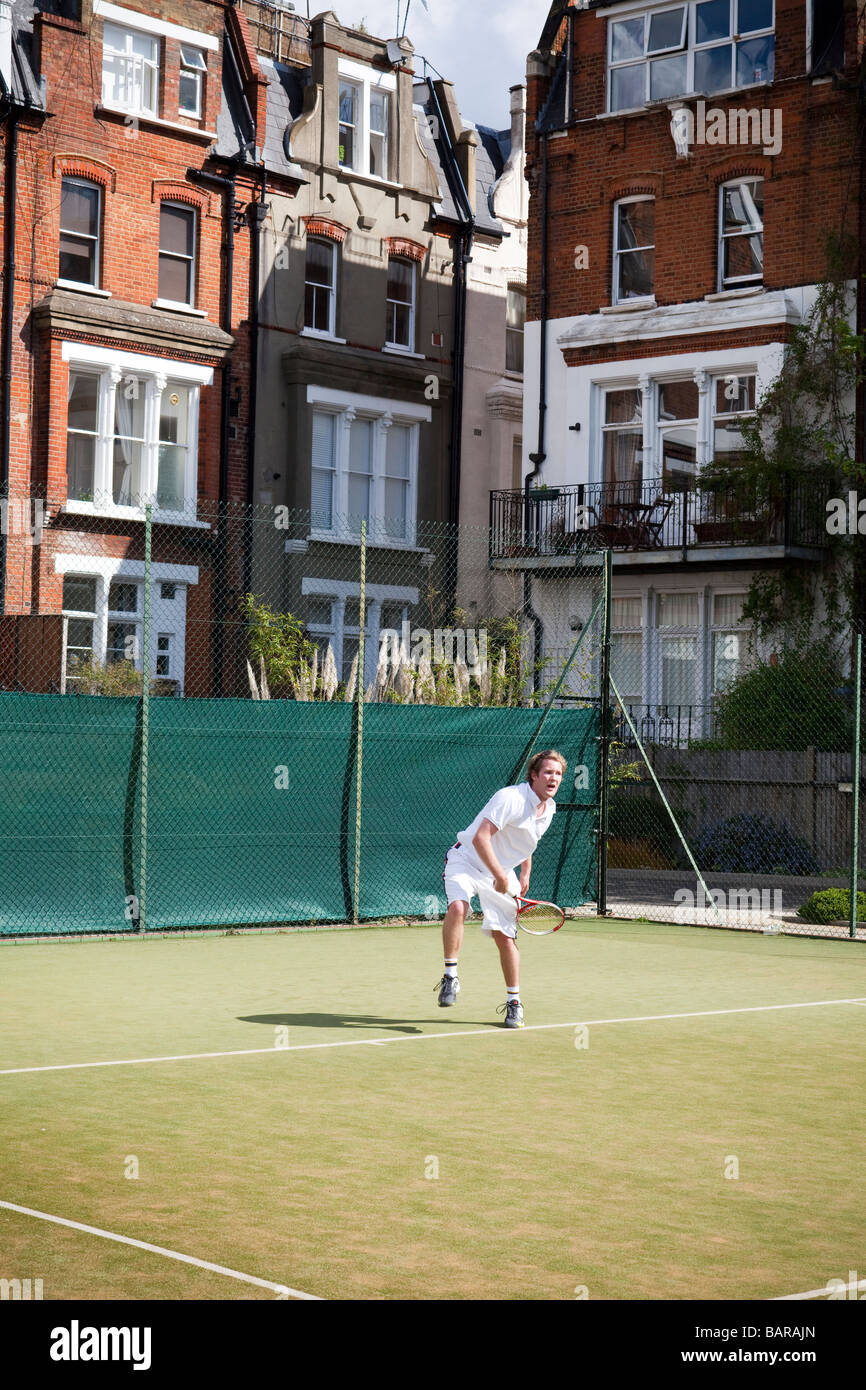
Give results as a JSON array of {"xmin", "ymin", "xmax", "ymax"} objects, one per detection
[{"xmin": 2, "ymin": 919, "xmax": 863, "ymax": 1301}]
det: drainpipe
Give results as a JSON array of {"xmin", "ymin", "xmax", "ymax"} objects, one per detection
[
  {"xmin": 244, "ymin": 165, "xmax": 268, "ymax": 602},
  {"xmin": 187, "ymin": 163, "xmax": 239, "ymax": 695},
  {"xmin": 428, "ymin": 77, "xmax": 475, "ymax": 526},
  {"xmin": 524, "ymin": 129, "xmax": 549, "ymax": 688},
  {"xmin": 0, "ymin": 92, "xmax": 20, "ymax": 615}
]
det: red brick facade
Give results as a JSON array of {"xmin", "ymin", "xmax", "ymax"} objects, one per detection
[
  {"xmin": 526, "ymin": 0, "xmax": 863, "ymax": 332},
  {"xmin": 0, "ymin": 0, "xmax": 265, "ymax": 694}
]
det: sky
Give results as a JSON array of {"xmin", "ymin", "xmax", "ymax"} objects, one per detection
[{"xmin": 305, "ymin": 0, "xmax": 550, "ymax": 130}]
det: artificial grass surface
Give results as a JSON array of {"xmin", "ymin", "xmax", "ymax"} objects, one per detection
[{"xmin": 1, "ymin": 920, "xmax": 864, "ymax": 1300}]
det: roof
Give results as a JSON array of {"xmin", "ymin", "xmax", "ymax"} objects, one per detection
[
  {"xmin": 413, "ymin": 78, "xmax": 508, "ymax": 236},
  {"xmin": 1, "ymin": 0, "xmax": 46, "ymax": 110},
  {"xmin": 257, "ymin": 56, "xmax": 307, "ymax": 180}
]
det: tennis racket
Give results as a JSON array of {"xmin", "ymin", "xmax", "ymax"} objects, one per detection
[{"xmin": 512, "ymin": 895, "xmax": 565, "ymax": 936}]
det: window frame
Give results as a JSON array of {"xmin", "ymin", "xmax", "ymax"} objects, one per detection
[
  {"xmin": 613, "ymin": 196, "xmax": 656, "ymax": 306},
  {"xmin": 58, "ymin": 177, "xmax": 103, "ymax": 291},
  {"xmin": 158, "ymin": 201, "xmax": 198, "ymax": 308},
  {"xmin": 385, "ymin": 257, "xmax": 417, "ymax": 352},
  {"xmin": 63, "ymin": 347, "xmax": 210, "ymax": 521},
  {"xmin": 506, "ymin": 285, "xmax": 527, "ymax": 375},
  {"xmin": 606, "ymin": 1, "xmax": 776, "ymax": 114},
  {"xmin": 306, "ymin": 387, "xmax": 432, "ymax": 548},
  {"xmin": 304, "ymin": 237, "xmax": 338, "ymax": 338},
  {"xmin": 718, "ymin": 177, "xmax": 764, "ymax": 292},
  {"xmin": 179, "ymin": 44, "xmax": 206, "ymax": 119},
  {"xmin": 336, "ymin": 59, "xmax": 396, "ymax": 182},
  {"xmin": 101, "ymin": 20, "xmax": 160, "ymax": 119}
]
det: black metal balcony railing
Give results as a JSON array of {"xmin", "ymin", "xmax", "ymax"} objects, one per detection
[
  {"xmin": 613, "ymin": 702, "xmax": 717, "ymax": 749},
  {"xmin": 489, "ymin": 476, "xmax": 832, "ymax": 561}
]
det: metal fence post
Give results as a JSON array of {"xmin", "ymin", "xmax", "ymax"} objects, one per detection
[
  {"xmin": 139, "ymin": 502, "xmax": 152, "ymax": 935},
  {"xmin": 597, "ymin": 548, "xmax": 612, "ymax": 916},
  {"xmin": 851, "ymin": 631, "xmax": 861, "ymax": 940},
  {"xmin": 353, "ymin": 519, "xmax": 367, "ymax": 925}
]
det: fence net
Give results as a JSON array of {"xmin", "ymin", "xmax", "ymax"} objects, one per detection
[
  {"xmin": 606, "ymin": 622, "xmax": 865, "ymax": 942},
  {"xmin": 0, "ymin": 498, "xmax": 604, "ymax": 935}
]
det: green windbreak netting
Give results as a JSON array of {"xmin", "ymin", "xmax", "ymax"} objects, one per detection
[
  {"xmin": 0, "ymin": 693, "xmax": 599, "ymax": 935},
  {"xmin": 358, "ymin": 704, "xmax": 599, "ymax": 920}
]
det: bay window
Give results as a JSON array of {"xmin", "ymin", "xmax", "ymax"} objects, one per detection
[{"xmin": 63, "ymin": 345, "xmax": 211, "ymax": 518}]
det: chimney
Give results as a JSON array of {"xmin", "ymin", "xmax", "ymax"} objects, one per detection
[{"xmin": 0, "ymin": 0, "xmax": 13, "ymax": 99}]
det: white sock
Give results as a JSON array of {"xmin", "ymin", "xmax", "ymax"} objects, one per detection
[
  {"xmin": 507, "ymin": 987, "xmax": 520, "ymax": 1003},
  {"xmin": 444, "ymin": 961, "xmax": 458, "ymax": 978}
]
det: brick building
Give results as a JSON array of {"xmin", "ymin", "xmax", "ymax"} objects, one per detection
[
  {"xmin": 500, "ymin": 0, "xmax": 859, "ymax": 732},
  {"xmin": 0, "ymin": 0, "xmax": 267, "ymax": 696}
]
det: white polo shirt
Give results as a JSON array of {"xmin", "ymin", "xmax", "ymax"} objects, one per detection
[{"xmin": 454, "ymin": 782, "xmax": 555, "ymax": 873}]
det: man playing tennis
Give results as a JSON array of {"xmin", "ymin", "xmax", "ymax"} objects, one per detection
[{"xmin": 436, "ymin": 750, "xmax": 566, "ymax": 1028}]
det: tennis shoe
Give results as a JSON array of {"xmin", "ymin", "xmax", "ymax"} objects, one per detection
[
  {"xmin": 497, "ymin": 1000, "xmax": 524, "ymax": 1029},
  {"xmin": 436, "ymin": 974, "xmax": 460, "ymax": 1007}
]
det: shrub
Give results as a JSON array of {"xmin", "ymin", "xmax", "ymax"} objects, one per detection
[
  {"xmin": 694, "ymin": 813, "xmax": 820, "ymax": 875},
  {"xmin": 797, "ymin": 888, "xmax": 866, "ymax": 924},
  {"xmin": 608, "ymin": 793, "xmax": 685, "ymax": 863},
  {"xmin": 709, "ymin": 644, "xmax": 849, "ymax": 751}
]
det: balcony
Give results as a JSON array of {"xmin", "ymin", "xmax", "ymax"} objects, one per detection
[{"xmin": 489, "ymin": 476, "xmax": 831, "ymax": 568}]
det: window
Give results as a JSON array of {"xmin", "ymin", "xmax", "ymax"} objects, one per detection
[
  {"xmin": 711, "ymin": 592, "xmax": 747, "ymax": 693},
  {"xmin": 656, "ymin": 592, "xmax": 700, "ymax": 707},
  {"xmin": 159, "ymin": 203, "xmax": 196, "ymax": 306},
  {"xmin": 156, "ymin": 633, "xmax": 173, "ymax": 677},
  {"xmin": 102, "ymin": 21, "xmax": 159, "ymax": 117},
  {"xmin": 179, "ymin": 45, "xmax": 206, "ymax": 117},
  {"xmin": 712, "ymin": 373, "xmax": 756, "ymax": 465},
  {"xmin": 62, "ymin": 577, "xmax": 97, "ymax": 687},
  {"xmin": 602, "ymin": 388, "xmax": 643, "ymax": 492},
  {"xmin": 309, "ymin": 404, "xmax": 421, "ymax": 545},
  {"xmin": 608, "ymin": 1, "xmax": 775, "ymax": 112},
  {"xmin": 304, "ymin": 239, "xmax": 337, "ymax": 335},
  {"xmin": 611, "ymin": 597, "xmax": 643, "ymax": 707},
  {"xmin": 506, "ymin": 287, "xmax": 526, "ymax": 374},
  {"xmin": 304, "ymin": 587, "xmax": 416, "ymax": 685},
  {"xmin": 59, "ymin": 179, "xmax": 101, "ymax": 288},
  {"xmin": 65, "ymin": 362, "xmax": 204, "ymax": 516},
  {"xmin": 337, "ymin": 60, "xmax": 395, "ymax": 180},
  {"xmin": 106, "ymin": 580, "xmax": 140, "ymax": 666},
  {"xmin": 613, "ymin": 199, "xmax": 655, "ymax": 303},
  {"xmin": 657, "ymin": 379, "xmax": 699, "ymax": 487},
  {"xmin": 719, "ymin": 179, "xmax": 763, "ymax": 290},
  {"xmin": 386, "ymin": 259, "xmax": 416, "ymax": 350}
]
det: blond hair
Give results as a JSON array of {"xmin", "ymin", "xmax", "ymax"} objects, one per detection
[{"xmin": 527, "ymin": 749, "xmax": 567, "ymax": 780}]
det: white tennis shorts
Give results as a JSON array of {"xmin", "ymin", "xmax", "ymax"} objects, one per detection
[{"xmin": 442, "ymin": 844, "xmax": 520, "ymax": 938}]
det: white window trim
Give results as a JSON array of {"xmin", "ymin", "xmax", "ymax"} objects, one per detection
[
  {"xmin": 159, "ymin": 200, "xmax": 198, "ymax": 308},
  {"xmin": 56, "ymin": 554, "xmax": 198, "ymax": 695},
  {"xmin": 304, "ymin": 237, "xmax": 337, "ymax": 337},
  {"xmin": 179, "ymin": 45, "xmax": 207, "ymax": 119},
  {"xmin": 59, "ymin": 177, "xmax": 103, "ymax": 291},
  {"xmin": 101, "ymin": 20, "xmax": 160, "ymax": 119},
  {"xmin": 62, "ymin": 342, "xmax": 212, "ymax": 523},
  {"xmin": 592, "ymin": 362, "xmax": 759, "ymax": 485},
  {"xmin": 337, "ymin": 58, "xmax": 396, "ymax": 182},
  {"xmin": 306, "ymin": 387, "xmax": 430, "ymax": 549},
  {"xmin": 301, "ymin": 576, "xmax": 419, "ymax": 686},
  {"xmin": 606, "ymin": 1, "xmax": 776, "ymax": 113},
  {"xmin": 385, "ymin": 258, "xmax": 416, "ymax": 351},
  {"xmin": 718, "ymin": 177, "xmax": 764, "ymax": 293},
  {"xmin": 613, "ymin": 196, "xmax": 655, "ymax": 306},
  {"xmin": 95, "ymin": 2, "xmax": 218, "ymax": 51}
]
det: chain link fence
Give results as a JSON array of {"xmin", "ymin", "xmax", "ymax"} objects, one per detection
[
  {"xmin": 0, "ymin": 497, "xmax": 605, "ymax": 936},
  {"xmin": 605, "ymin": 627, "xmax": 866, "ymax": 941}
]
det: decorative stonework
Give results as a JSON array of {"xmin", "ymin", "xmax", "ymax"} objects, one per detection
[
  {"xmin": 304, "ymin": 217, "xmax": 348, "ymax": 243},
  {"xmin": 384, "ymin": 236, "xmax": 427, "ymax": 264}
]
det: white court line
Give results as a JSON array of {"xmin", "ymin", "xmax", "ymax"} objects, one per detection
[
  {"xmin": 0, "ymin": 1199, "xmax": 322, "ymax": 1300},
  {"xmin": 773, "ymin": 1275, "xmax": 866, "ymax": 1301},
  {"xmin": 1, "ymin": 997, "xmax": 864, "ymax": 1077}
]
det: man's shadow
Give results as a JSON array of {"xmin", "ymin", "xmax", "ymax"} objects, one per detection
[{"xmin": 239, "ymin": 1013, "xmax": 495, "ymax": 1034}]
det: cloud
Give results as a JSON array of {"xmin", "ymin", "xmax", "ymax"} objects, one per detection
[{"xmin": 322, "ymin": 0, "xmax": 541, "ymax": 127}]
